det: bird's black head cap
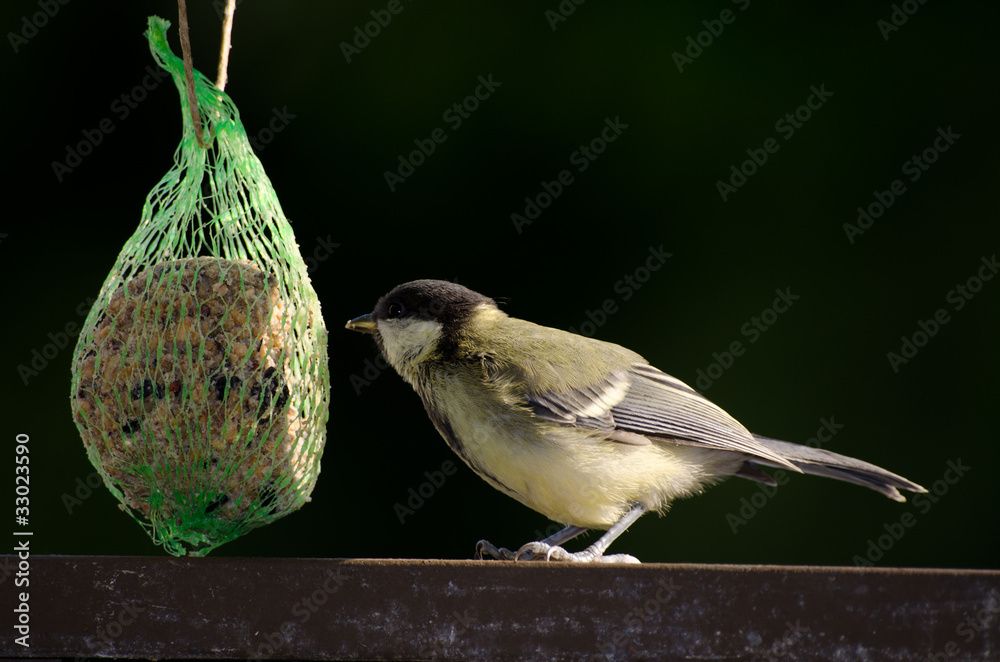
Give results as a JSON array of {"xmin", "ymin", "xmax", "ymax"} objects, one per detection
[{"xmin": 373, "ymin": 279, "xmax": 495, "ymax": 332}]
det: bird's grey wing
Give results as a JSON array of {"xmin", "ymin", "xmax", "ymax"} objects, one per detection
[
  {"xmin": 612, "ymin": 364, "xmax": 798, "ymax": 469},
  {"xmin": 525, "ymin": 362, "xmax": 799, "ymax": 469},
  {"xmin": 525, "ymin": 369, "xmax": 628, "ymax": 431}
]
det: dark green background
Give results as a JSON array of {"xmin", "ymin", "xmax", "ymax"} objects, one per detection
[{"xmin": 2, "ymin": 0, "xmax": 996, "ymax": 568}]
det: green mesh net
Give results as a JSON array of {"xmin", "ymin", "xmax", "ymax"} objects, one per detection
[{"xmin": 69, "ymin": 16, "xmax": 330, "ymax": 556}]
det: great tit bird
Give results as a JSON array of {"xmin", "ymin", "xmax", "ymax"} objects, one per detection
[{"xmin": 346, "ymin": 279, "xmax": 926, "ymax": 563}]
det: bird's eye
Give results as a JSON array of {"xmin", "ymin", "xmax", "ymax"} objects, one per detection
[{"xmin": 387, "ymin": 302, "xmax": 405, "ymax": 319}]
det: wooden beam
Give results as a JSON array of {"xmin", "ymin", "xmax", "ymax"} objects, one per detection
[{"xmin": 3, "ymin": 556, "xmax": 999, "ymax": 660}]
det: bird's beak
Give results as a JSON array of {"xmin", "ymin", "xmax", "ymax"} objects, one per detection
[{"xmin": 345, "ymin": 313, "xmax": 377, "ymax": 334}]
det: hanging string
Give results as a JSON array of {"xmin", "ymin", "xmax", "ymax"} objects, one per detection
[
  {"xmin": 176, "ymin": 0, "xmax": 206, "ymax": 148},
  {"xmin": 216, "ymin": 0, "xmax": 237, "ymax": 91}
]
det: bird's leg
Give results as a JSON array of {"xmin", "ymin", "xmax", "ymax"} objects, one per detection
[
  {"xmin": 477, "ymin": 505, "xmax": 647, "ymax": 564},
  {"xmin": 475, "ymin": 524, "xmax": 586, "ymax": 561}
]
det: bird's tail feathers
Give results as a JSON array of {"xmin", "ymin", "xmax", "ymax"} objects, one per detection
[{"xmin": 744, "ymin": 435, "xmax": 927, "ymax": 502}]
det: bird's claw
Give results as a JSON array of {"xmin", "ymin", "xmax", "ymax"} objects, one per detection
[
  {"xmin": 515, "ymin": 541, "xmax": 564, "ymax": 561},
  {"xmin": 475, "ymin": 539, "xmax": 520, "ymax": 561},
  {"xmin": 475, "ymin": 539, "xmax": 641, "ymax": 564}
]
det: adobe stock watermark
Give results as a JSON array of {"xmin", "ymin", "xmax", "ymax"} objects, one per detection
[
  {"xmin": 844, "ymin": 126, "xmax": 961, "ymax": 244},
  {"xmin": 592, "ymin": 576, "xmax": 681, "ymax": 660},
  {"xmin": 726, "ymin": 416, "xmax": 844, "ymax": 534},
  {"xmin": 877, "ymin": 0, "xmax": 928, "ymax": 41},
  {"xmin": 384, "ymin": 75, "xmax": 501, "ymax": 192},
  {"xmin": 752, "ymin": 619, "xmax": 811, "ymax": 662},
  {"xmin": 716, "ymin": 84, "xmax": 833, "ymax": 202},
  {"xmin": 349, "ymin": 353, "xmax": 390, "ymax": 396},
  {"xmin": 924, "ymin": 588, "xmax": 1000, "ymax": 662},
  {"xmin": 530, "ymin": 521, "xmax": 567, "ymax": 544},
  {"xmin": 83, "ymin": 601, "xmax": 146, "ymax": 653},
  {"xmin": 545, "ymin": 0, "xmax": 587, "ymax": 31},
  {"xmin": 51, "ymin": 66, "xmax": 171, "ymax": 182},
  {"xmin": 394, "ymin": 460, "xmax": 458, "ymax": 524},
  {"xmin": 511, "ymin": 116, "xmax": 629, "ymax": 234},
  {"xmin": 566, "ymin": 245, "xmax": 672, "ymax": 337},
  {"xmin": 886, "ymin": 252, "xmax": 996, "ymax": 373},
  {"xmin": 339, "ymin": 0, "xmax": 415, "ymax": 63},
  {"xmin": 7, "ymin": 0, "xmax": 70, "ymax": 54},
  {"xmin": 247, "ymin": 568, "xmax": 349, "ymax": 661},
  {"xmin": 248, "ymin": 107, "xmax": 297, "ymax": 153},
  {"xmin": 303, "ymin": 234, "xmax": 340, "ymax": 274},
  {"xmin": 693, "ymin": 287, "xmax": 799, "ymax": 392},
  {"xmin": 62, "ymin": 470, "xmax": 103, "ymax": 514},
  {"xmin": 17, "ymin": 294, "xmax": 97, "ymax": 385},
  {"xmin": 672, "ymin": 0, "xmax": 751, "ymax": 73},
  {"xmin": 418, "ymin": 609, "xmax": 479, "ymax": 660},
  {"xmin": 852, "ymin": 457, "xmax": 968, "ymax": 567}
]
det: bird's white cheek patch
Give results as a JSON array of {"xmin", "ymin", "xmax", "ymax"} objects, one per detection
[{"xmin": 379, "ymin": 319, "xmax": 444, "ymax": 371}]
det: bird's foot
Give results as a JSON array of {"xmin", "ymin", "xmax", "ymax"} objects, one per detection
[
  {"xmin": 475, "ymin": 539, "xmax": 640, "ymax": 564},
  {"xmin": 517, "ymin": 541, "xmax": 641, "ymax": 563},
  {"xmin": 475, "ymin": 539, "xmax": 520, "ymax": 561}
]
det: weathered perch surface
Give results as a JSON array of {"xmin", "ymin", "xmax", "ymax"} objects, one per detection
[{"xmin": 2, "ymin": 555, "xmax": 998, "ymax": 661}]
